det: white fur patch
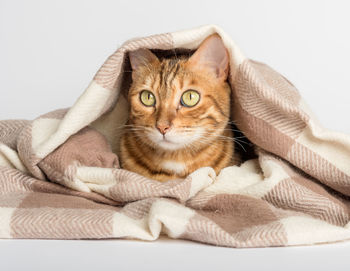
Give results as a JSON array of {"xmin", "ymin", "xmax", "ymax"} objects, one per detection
[
  {"xmin": 161, "ymin": 160, "xmax": 186, "ymax": 174},
  {"xmin": 147, "ymin": 127, "xmax": 205, "ymax": 151}
]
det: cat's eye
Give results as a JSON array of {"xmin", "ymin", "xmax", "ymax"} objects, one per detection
[
  {"xmin": 180, "ymin": 90, "xmax": 200, "ymax": 107},
  {"xmin": 140, "ymin": 90, "xmax": 156, "ymax": 106}
]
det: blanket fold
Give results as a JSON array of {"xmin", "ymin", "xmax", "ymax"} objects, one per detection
[{"xmin": 1, "ymin": 25, "xmax": 350, "ymax": 247}]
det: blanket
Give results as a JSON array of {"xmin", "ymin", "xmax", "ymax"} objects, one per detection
[{"xmin": 1, "ymin": 25, "xmax": 350, "ymax": 248}]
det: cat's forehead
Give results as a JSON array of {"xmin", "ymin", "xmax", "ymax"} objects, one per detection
[
  {"xmin": 157, "ymin": 59, "xmax": 182, "ymax": 97},
  {"xmin": 157, "ymin": 58, "xmax": 185, "ymax": 80},
  {"xmin": 141, "ymin": 58, "xmax": 189, "ymax": 99},
  {"xmin": 131, "ymin": 55, "xmax": 207, "ymax": 101}
]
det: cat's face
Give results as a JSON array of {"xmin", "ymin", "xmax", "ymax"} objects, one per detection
[{"xmin": 127, "ymin": 34, "xmax": 231, "ymax": 151}]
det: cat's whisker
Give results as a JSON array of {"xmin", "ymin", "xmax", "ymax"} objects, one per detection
[
  {"xmin": 196, "ymin": 134, "xmax": 250, "ymax": 152},
  {"xmin": 187, "ymin": 139, "xmax": 234, "ymax": 157},
  {"xmin": 120, "ymin": 34, "xmax": 242, "ymax": 181},
  {"xmin": 235, "ymin": 142, "xmax": 247, "ymax": 152},
  {"xmin": 179, "ymin": 126, "xmax": 247, "ymax": 134},
  {"xmin": 113, "ymin": 124, "xmax": 151, "ymax": 130},
  {"xmin": 192, "ymin": 131, "xmax": 247, "ymax": 141},
  {"xmin": 197, "ymin": 138, "xmax": 247, "ymax": 153}
]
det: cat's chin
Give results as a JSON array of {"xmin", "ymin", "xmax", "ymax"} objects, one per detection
[
  {"xmin": 156, "ymin": 140, "xmax": 184, "ymax": 151},
  {"xmin": 148, "ymin": 134, "xmax": 186, "ymax": 150}
]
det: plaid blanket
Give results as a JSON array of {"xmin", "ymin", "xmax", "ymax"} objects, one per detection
[{"xmin": 1, "ymin": 25, "xmax": 350, "ymax": 247}]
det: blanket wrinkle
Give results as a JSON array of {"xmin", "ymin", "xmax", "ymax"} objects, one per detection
[{"xmin": 1, "ymin": 25, "xmax": 350, "ymax": 247}]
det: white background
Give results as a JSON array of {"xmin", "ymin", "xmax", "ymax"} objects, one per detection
[
  {"xmin": 1, "ymin": 0, "xmax": 350, "ymax": 133},
  {"xmin": 1, "ymin": 0, "xmax": 350, "ymax": 270}
]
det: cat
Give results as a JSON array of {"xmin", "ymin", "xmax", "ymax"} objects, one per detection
[{"xmin": 120, "ymin": 34, "xmax": 239, "ymax": 182}]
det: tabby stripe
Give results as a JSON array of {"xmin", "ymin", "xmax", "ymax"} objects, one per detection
[
  {"xmin": 131, "ymin": 108, "xmax": 145, "ymax": 116},
  {"xmin": 125, "ymin": 132, "xmax": 152, "ymax": 168},
  {"xmin": 158, "ymin": 65, "xmax": 164, "ymax": 88},
  {"xmin": 163, "ymin": 62, "xmax": 171, "ymax": 87},
  {"xmin": 190, "ymin": 108, "xmax": 208, "ymax": 119},
  {"xmin": 165, "ymin": 61, "xmax": 177, "ymax": 83},
  {"xmin": 202, "ymin": 115, "xmax": 219, "ymax": 125},
  {"xmin": 168, "ymin": 63, "xmax": 180, "ymax": 87},
  {"xmin": 192, "ymin": 140, "xmax": 212, "ymax": 155},
  {"xmin": 126, "ymin": 133, "xmax": 173, "ymax": 177},
  {"xmin": 212, "ymin": 139, "xmax": 228, "ymax": 169},
  {"xmin": 205, "ymin": 94, "xmax": 228, "ymax": 118}
]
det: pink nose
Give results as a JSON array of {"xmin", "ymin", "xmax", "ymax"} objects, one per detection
[{"xmin": 157, "ymin": 124, "xmax": 171, "ymax": 135}]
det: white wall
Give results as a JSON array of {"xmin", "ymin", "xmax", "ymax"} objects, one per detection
[
  {"xmin": 1, "ymin": 1, "xmax": 350, "ymax": 269},
  {"xmin": 1, "ymin": 0, "xmax": 349, "ymax": 133}
]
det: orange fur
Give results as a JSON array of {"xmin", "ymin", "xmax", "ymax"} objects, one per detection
[{"xmin": 120, "ymin": 34, "xmax": 238, "ymax": 182}]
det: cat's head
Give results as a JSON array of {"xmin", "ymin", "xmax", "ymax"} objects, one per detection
[{"xmin": 127, "ymin": 34, "xmax": 231, "ymax": 151}]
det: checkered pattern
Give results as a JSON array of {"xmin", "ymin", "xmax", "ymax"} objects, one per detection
[{"xmin": 1, "ymin": 25, "xmax": 350, "ymax": 247}]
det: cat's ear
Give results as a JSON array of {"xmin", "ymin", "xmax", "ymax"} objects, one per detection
[
  {"xmin": 129, "ymin": 48, "xmax": 159, "ymax": 70},
  {"xmin": 187, "ymin": 34, "xmax": 229, "ymax": 81}
]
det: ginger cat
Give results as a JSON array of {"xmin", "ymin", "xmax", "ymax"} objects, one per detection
[{"xmin": 120, "ymin": 34, "xmax": 237, "ymax": 182}]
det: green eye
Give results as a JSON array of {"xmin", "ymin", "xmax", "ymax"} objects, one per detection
[
  {"xmin": 180, "ymin": 90, "xmax": 200, "ymax": 107},
  {"xmin": 140, "ymin": 90, "xmax": 156, "ymax": 106}
]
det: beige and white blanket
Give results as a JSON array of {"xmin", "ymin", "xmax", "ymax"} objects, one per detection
[{"xmin": 1, "ymin": 25, "xmax": 350, "ymax": 247}]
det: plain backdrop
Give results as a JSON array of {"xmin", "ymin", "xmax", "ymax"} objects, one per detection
[
  {"xmin": 1, "ymin": 0, "xmax": 350, "ymax": 134},
  {"xmin": 1, "ymin": 0, "xmax": 350, "ymax": 270}
]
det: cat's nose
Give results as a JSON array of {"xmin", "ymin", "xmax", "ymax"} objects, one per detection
[{"xmin": 156, "ymin": 123, "xmax": 171, "ymax": 135}]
